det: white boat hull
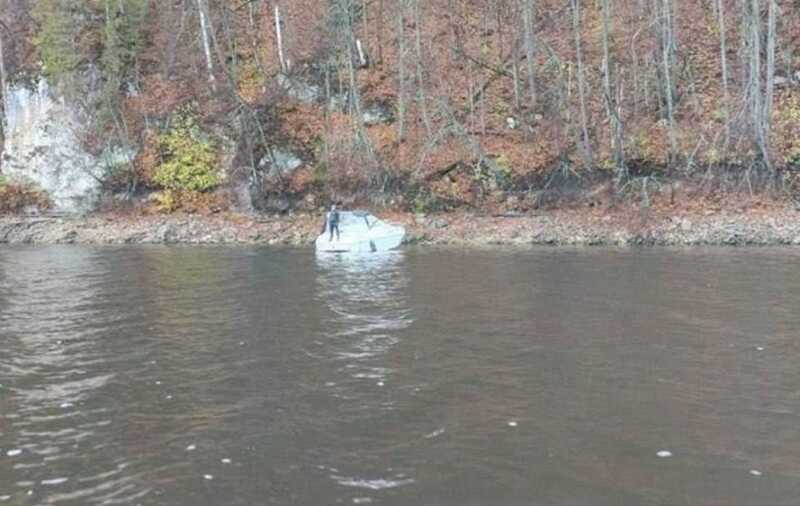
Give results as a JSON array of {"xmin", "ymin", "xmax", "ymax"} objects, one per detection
[
  {"xmin": 315, "ymin": 211, "xmax": 406, "ymax": 253},
  {"xmin": 315, "ymin": 227, "xmax": 405, "ymax": 253}
]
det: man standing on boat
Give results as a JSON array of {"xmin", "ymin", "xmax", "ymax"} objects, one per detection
[{"xmin": 324, "ymin": 204, "xmax": 340, "ymax": 241}]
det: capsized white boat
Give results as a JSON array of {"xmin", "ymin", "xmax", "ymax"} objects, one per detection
[{"xmin": 315, "ymin": 211, "xmax": 406, "ymax": 253}]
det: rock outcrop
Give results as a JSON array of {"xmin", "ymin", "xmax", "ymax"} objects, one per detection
[
  {"xmin": 1, "ymin": 80, "xmax": 105, "ymax": 212},
  {"xmin": 361, "ymin": 101, "xmax": 394, "ymax": 126},
  {"xmin": 260, "ymin": 147, "xmax": 303, "ymax": 177}
]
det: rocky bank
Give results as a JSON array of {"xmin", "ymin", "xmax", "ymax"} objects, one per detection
[{"xmin": 4, "ymin": 203, "xmax": 800, "ymax": 247}]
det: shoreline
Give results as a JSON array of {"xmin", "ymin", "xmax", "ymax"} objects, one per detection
[{"xmin": 3, "ymin": 203, "xmax": 800, "ymax": 247}]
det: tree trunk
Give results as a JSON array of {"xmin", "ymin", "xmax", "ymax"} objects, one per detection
[
  {"xmin": 749, "ymin": 0, "xmax": 766, "ymax": 166},
  {"xmin": 196, "ymin": 0, "xmax": 216, "ymax": 90},
  {"xmin": 343, "ymin": 4, "xmax": 378, "ymax": 173},
  {"xmin": 274, "ymin": 5, "xmax": 288, "ymax": 73},
  {"xmin": 600, "ymin": 0, "xmax": 612, "ymax": 118},
  {"xmin": 0, "ymin": 23, "xmax": 7, "ymax": 117},
  {"xmin": 396, "ymin": 1, "xmax": 407, "ymax": 142},
  {"xmin": 413, "ymin": 0, "xmax": 432, "ymax": 137},
  {"xmin": 361, "ymin": 0, "xmax": 368, "ymax": 51},
  {"xmin": 521, "ymin": 0, "xmax": 536, "ymax": 107},
  {"xmin": 570, "ymin": 0, "xmax": 593, "ymax": 168},
  {"xmin": 346, "ymin": 40, "xmax": 362, "ymax": 119},
  {"xmin": 661, "ymin": 0, "xmax": 677, "ymax": 161},
  {"xmin": 220, "ymin": 5, "xmax": 238, "ymax": 80},
  {"xmin": 601, "ymin": 0, "xmax": 625, "ymax": 182},
  {"xmin": 164, "ymin": 0, "xmax": 188, "ymax": 78},
  {"xmin": 763, "ymin": 0, "xmax": 776, "ymax": 152},
  {"xmin": 356, "ymin": 38, "xmax": 368, "ymax": 67},
  {"xmin": 716, "ymin": 0, "xmax": 730, "ymax": 150},
  {"xmin": 377, "ymin": 0, "xmax": 384, "ymax": 63},
  {"xmin": 248, "ymin": 1, "xmax": 268, "ymax": 88},
  {"xmin": 511, "ymin": 28, "xmax": 521, "ymax": 112}
]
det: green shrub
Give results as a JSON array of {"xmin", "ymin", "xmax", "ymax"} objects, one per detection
[
  {"xmin": 788, "ymin": 145, "xmax": 800, "ymax": 171},
  {"xmin": 493, "ymin": 154, "xmax": 514, "ymax": 188},
  {"xmin": 411, "ymin": 188, "xmax": 446, "ymax": 214},
  {"xmin": 472, "ymin": 155, "xmax": 512, "ymax": 190},
  {"xmin": 154, "ymin": 114, "xmax": 220, "ymax": 193}
]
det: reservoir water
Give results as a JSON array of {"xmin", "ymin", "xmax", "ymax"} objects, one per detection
[{"xmin": 1, "ymin": 246, "xmax": 799, "ymax": 505}]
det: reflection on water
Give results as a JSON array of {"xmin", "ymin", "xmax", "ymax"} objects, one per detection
[
  {"xmin": 0, "ymin": 247, "xmax": 146, "ymax": 504},
  {"xmin": 313, "ymin": 251, "xmax": 417, "ymax": 496},
  {"xmin": 2, "ymin": 246, "xmax": 800, "ymax": 506},
  {"xmin": 315, "ymin": 252, "xmax": 413, "ymax": 386}
]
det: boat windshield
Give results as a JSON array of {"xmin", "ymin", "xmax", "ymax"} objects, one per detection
[{"xmin": 337, "ymin": 211, "xmax": 376, "ymax": 231}]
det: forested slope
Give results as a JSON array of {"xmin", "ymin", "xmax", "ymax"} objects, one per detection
[{"xmin": 0, "ymin": 0, "xmax": 798, "ymax": 214}]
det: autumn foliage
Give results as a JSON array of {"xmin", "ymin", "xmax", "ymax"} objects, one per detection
[{"xmin": 0, "ymin": 0, "xmax": 799, "ymax": 213}]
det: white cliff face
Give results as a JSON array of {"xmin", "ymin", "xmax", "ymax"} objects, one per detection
[{"xmin": 1, "ymin": 80, "xmax": 104, "ymax": 212}]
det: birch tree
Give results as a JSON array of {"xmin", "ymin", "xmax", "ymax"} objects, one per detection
[
  {"xmin": 196, "ymin": 0, "xmax": 216, "ymax": 90},
  {"xmin": 274, "ymin": 4, "xmax": 288, "ymax": 73}
]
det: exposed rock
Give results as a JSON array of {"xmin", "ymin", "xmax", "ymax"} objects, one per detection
[
  {"xmin": 774, "ymin": 76, "xmax": 790, "ymax": 88},
  {"xmin": 261, "ymin": 194, "xmax": 291, "ymax": 213},
  {"xmin": 362, "ymin": 102, "xmax": 394, "ymax": 125},
  {"xmin": 432, "ymin": 218, "xmax": 449, "ymax": 229},
  {"xmin": 1, "ymin": 80, "xmax": 105, "ymax": 213},
  {"xmin": 58, "ymin": 229, "xmax": 78, "ymax": 244},
  {"xmin": 260, "ymin": 147, "xmax": 303, "ymax": 177},
  {"xmin": 157, "ymin": 223, "xmax": 179, "ymax": 243},
  {"xmin": 233, "ymin": 183, "xmax": 255, "ymax": 213},
  {"xmin": 276, "ymin": 74, "xmax": 322, "ymax": 104}
]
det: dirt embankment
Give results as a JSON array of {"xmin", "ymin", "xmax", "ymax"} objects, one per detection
[{"xmin": 3, "ymin": 201, "xmax": 800, "ymax": 247}]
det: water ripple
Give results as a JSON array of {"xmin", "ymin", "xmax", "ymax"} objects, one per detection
[{"xmin": 2, "ymin": 246, "xmax": 800, "ymax": 505}]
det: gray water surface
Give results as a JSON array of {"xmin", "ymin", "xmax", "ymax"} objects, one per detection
[{"xmin": 1, "ymin": 246, "xmax": 799, "ymax": 505}]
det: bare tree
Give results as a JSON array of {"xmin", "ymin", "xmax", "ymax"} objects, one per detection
[
  {"xmin": 745, "ymin": 0, "xmax": 769, "ymax": 168},
  {"xmin": 326, "ymin": 0, "xmax": 379, "ymax": 177},
  {"xmin": 716, "ymin": 0, "xmax": 731, "ymax": 149},
  {"xmin": 0, "ymin": 20, "xmax": 8, "ymax": 116},
  {"xmin": 570, "ymin": 0, "xmax": 593, "ymax": 168},
  {"xmin": 521, "ymin": 0, "xmax": 536, "ymax": 107},
  {"xmin": 763, "ymin": 0, "xmax": 777, "ymax": 153},
  {"xmin": 247, "ymin": 0, "xmax": 268, "ymax": 86},
  {"xmin": 600, "ymin": 0, "xmax": 612, "ymax": 119},
  {"xmin": 659, "ymin": 0, "xmax": 677, "ymax": 161},
  {"xmin": 601, "ymin": 0, "xmax": 625, "ymax": 182},
  {"xmin": 395, "ymin": 0, "xmax": 409, "ymax": 142},
  {"xmin": 413, "ymin": 0, "xmax": 432, "ymax": 137},
  {"xmin": 510, "ymin": 1, "xmax": 522, "ymax": 111},
  {"xmin": 377, "ymin": 0, "xmax": 384, "ymax": 63}
]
